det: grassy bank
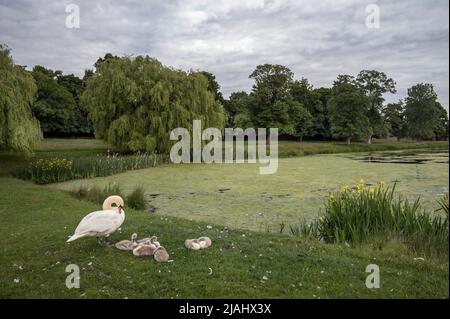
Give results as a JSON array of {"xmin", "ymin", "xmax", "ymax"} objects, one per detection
[
  {"xmin": 0, "ymin": 139, "xmax": 108, "ymax": 177},
  {"xmin": 1, "ymin": 138, "xmax": 448, "ymax": 178},
  {"xmin": 277, "ymin": 140, "xmax": 449, "ymax": 158},
  {"xmin": 0, "ymin": 177, "xmax": 447, "ymax": 298}
]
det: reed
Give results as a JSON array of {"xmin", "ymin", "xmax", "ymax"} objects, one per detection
[{"xmin": 15, "ymin": 153, "xmax": 170, "ymax": 184}]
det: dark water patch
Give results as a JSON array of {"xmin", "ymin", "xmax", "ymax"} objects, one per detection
[
  {"xmin": 147, "ymin": 204, "xmax": 158, "ymax": 213},
  {"xmin": 359, "ymin": 158, "xmax": 430, "ymax": 164},
  {"xmin": 350, "ymin": 150, "xmax": 449, "ymax": 165}
]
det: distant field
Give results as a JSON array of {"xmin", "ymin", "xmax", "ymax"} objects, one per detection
[{"xmin": 35, "ymin": 138, "xmax": 109, "ymax": 151}]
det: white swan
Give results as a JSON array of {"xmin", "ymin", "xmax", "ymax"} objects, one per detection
[{"xmin": 67, "ymin": 195, "xmax": 125, "ymax": 246}]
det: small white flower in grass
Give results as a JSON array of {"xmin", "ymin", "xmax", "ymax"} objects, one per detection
[
  {"xmin": 320, "ymin": 270, "xmax": 324, "ymax": 274},
  {"xmin": 413, "ymin": 257, "xmax": 425, "ymax": 261},
  {"xmin": 262, "ymin": 276, "xmax": 268, "ymax": 280},
  {"xmin": 207, "ymin": 225, "xmax": 212, "ymax": 229},
  {"xmin": 14, "ymin": 278, "xmax": 20, "ymax": 283},
  {"xmin": 88, "ymin": 262, "xmax": 92, "ymax": 266},
  {"xmin": 208, "ymin": 268, "xmax": 213, "ymax": 275},
  {"xmin": 242, "ymin": 234, "xmax": 246, "ymax": 237}
]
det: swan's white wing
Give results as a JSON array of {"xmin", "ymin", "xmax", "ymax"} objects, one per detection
[{"xmin": 74, "ymin": 210, "xmax": 122, "ymax": 235}]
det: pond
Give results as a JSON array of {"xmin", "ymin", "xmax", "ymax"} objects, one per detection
[{"xmin": 52, "ymin": 150, "xmax": 449, "ymax": 233}]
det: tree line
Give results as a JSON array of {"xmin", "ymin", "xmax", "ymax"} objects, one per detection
[
  {"xmin": 221, "ymin": 65, "xmax": 449, "ymax": 144},
  {"xmin": 0, "ymin": 44, "xmax": 448, "ymax": 153}
]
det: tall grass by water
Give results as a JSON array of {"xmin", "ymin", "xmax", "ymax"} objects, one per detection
[
  {"xmin": 71, "ymin": 182, "xmax": 146, "ymax": 210},
  {"xmin": 14, "ymin": 153, "xmax": 170, "ymax": 184},
  {"xmin": 291, "ymin": 181, "xmax": 449, "ymax": 258}
]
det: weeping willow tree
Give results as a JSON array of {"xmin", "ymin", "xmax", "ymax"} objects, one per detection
[
  {"xmin": 81, "ymin": 55, "xmax": 226, "ymax": 154},
  {"xmin": 0, "ymin": 45, "xmax": 41, "ymax": 152}
]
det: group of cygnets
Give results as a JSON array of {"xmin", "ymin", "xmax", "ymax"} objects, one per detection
[{"xmin": 115, "ymin": 233, "xmax": 212, "ymax": 263}]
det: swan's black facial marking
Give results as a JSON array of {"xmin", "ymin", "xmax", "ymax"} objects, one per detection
[{"xmin": 118, "ymin": 205, "xmax": 124, "ymax": 213}]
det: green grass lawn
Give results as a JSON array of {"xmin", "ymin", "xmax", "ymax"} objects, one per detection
[
  {"xmin": 52, "ymin": 151, "xmax": 449, "ymax": 233},
  {"xmin": 0, "ymin": 177, "xmax": 448, "ymax": 298}
]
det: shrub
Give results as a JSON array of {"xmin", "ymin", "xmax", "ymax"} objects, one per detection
[
  {"xmin": 25, "ymin": 158, "xmax": 73, "ymax": 184},
  {"xmin": 126, "ymin": 186, "xmax": 146, "ymax": 210},
  {"xmin": 293, "ymin": 180, "xmax": 449, "ymax": 257},
  {"xmin": 15, "ymin": 153, "xmax": 170, "ymax": 184},
  {"xmin": 71, "ymin": 183, "xmax": 147, "ymax": 210}
]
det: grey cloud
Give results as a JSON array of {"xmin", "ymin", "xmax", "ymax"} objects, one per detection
[{"xmin": 0, "ymin": 0, "xmax": 448, "ymax": 109}]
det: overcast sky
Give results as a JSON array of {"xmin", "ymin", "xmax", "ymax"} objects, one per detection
[{"xmin": 1, "ymin": 0, "xmax": 448, "ymax": 109}]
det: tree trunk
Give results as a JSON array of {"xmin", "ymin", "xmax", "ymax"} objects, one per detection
[
  {"xmin": 346, "ymin": 136, "xmax": 351, "ymax": 145},
  {"xmin": 367, "ymin": 134, "xmax": 372, "ymax": 144},
  {"xmin": 396, "ymin": 136, "xmax": 401, "ymax": 142},
  {"xmin": 266, "ymin": 131, "xmax": 271, "ymax": 145}
]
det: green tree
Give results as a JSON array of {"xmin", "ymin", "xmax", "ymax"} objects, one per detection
[
  {"xmin": 223, "ymin": 91, "xmax": 252, "ymax": 127},
  {"xmin": 199, "ymin": 71, "xmax": 224, "ymax": 104},
  {"xmin": 57, "ymin": 73, "xmax": 92, "ymax": 134},
  {"xmin": 289, "ymin": 100, "xmax": 313, "ymax": 141},
  {"xmin": 314, "ymin": 87, "xmax": 332, "ymax": 138},
  {"xmin": 31, "ymin": 66, "xmax": 77, "ymax": 134},
  {"xmin": 81, "ymin": 55, "xmax": 225, "ymax": 153},
  {"xmin": 0, "ymin": 45, "xmax": 41, "ymax": 152},
  {"xmin": 247, "ymin": 64, "xmax": 311, "ymax": 141},
  {"xmin": 355, "ymin": 70, "xmax": 396, "ymax": 144},
  {"xmin": 291, "ymin": 78, "xmax": 326, "ymax": 138},
  {"xmin": 384, "ymin": 101, "xmax": 407, "ymax": 141},
  {"xmin": 328, "ymin": 79, "xmax": 369, "ymax": 144},
  {"xmin": 404, "ymin": 83, "xmax": 443, "ymax": 140},
  {"xmin": 432, "ymin": 102, "xmax": 449, "ymax": 141}
]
